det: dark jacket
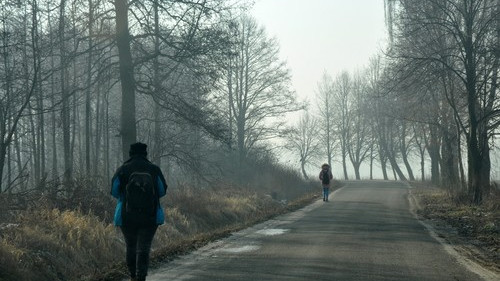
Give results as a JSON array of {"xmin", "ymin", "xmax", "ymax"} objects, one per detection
[
  {"xmin": 111, "ymin": 155, "xmax": 167, "ymax": 226},
  {"xmin": 319, "ymin": 168, "xmax": 333, "ymax": 187}
]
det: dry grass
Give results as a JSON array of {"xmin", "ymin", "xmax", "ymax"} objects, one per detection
[
  {"xmin": 92, "ymin": 185, "xmax": 317, "ymax": 281},
  {"xmin": 149, "ymin": 185, "xmax": 284, "ymax": 249},
  {"xmin": 0, "ymin": 178, "xmax": 317, "ymax": 281},
  {"xmin": 0, "ymin": 208, "xmax": 123, "ymax": 281},
  {"xmin": 410, "ymin": 183, "xmax": 500, "ymax": 271}
]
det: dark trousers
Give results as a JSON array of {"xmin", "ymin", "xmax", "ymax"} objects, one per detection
[{"xmin": 120, "ymin": 224, "xmax": 158, "ymax": 279}]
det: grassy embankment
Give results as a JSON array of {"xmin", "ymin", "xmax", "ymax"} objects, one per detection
[
  {"xmin": 409, "ymin": 182, "xmax": 500, "ymax": 272},
  {"xmin": 0, "ymin": 174, "xmax": 333, "ymax": 281}
]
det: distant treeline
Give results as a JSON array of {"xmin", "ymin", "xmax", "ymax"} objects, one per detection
[{"xmin": 286, "ymin": 0, "xmax": 499, "ymax": 205}]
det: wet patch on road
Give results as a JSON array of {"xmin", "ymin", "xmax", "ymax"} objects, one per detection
[
  {"xmin": 219, "ymin": 245, "xmax": 261, "ymax": 253},
  {"xmin": 256, "ymin": 228, "xmax": 289, "ymax": 236}
]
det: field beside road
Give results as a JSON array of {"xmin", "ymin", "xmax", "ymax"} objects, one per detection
[{"xmin": 409, "ymin": 183, "xmax": 500, "ymax": 274}]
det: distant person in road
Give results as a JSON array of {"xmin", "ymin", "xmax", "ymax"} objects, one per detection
[
  {"xmin": 111, "ymin": 142, "xmax": 168, "ymax": 281},
  {"xmin": 319, "ymin": 163, "xmax": 333, "ymax": 202}
]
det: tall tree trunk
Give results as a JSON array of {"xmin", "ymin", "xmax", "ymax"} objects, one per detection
[
  {"xmin": 386, "ymin": 134, "xmax": 407, "ymax": 181},
  {"xmin": 152, "ymin": 0, "xmax": 162, "ymax": 166},
  {"xmin": 400, "ymin": 122, "xmax": 415, "ymax": 181},
  {"xmin": 227, "ymin": 59, "xmax": 234, "ymax": 150},
  {"xmin": 0, "ymin": 145, "xmax": 7, "ymax": 192},
  {"xmin": 341, "ymin": 144, "xmax": 348, "ymax": 180},
  {"xmin": 379, "ymin": 148, "xmax": 389, "ymax": 180},
  {"xmin": 6, "ymin": 125, "xmax": 11, "ymax": 191},
  {"xmin": 326, "ymin": 115, "xmax": 332, "ymax": 168},
  {"xmin": 29, "ymin": 113, "xmax": 40, "ymax": 184},
  {"xmin": 456, "ymin": 126, "xmax": 466, "ymax": 190},
  {"xmin": 300, "ymin": 159, "xmax": 309, "ymax": 180},
  {"xmin": 428, "ymin": 124, "xmax": 440, "ymax": 185},
  {"xmin": 104, "ymin": 85, "xmax": 111, "ymax": 180},
  {"xmin": 416, "ymin": 125, "xmax": 427, "ymax": 182},
  {"xmin": 14, "ymin": 130, "xmax": 23, "ymax": 189},
  {"xmin": 387, "ymin": 153, "xmax": 406, "ymax": 180},
  {"xmin": 51, "ymin": 93, "xmax": 58, "ymax": 178},
  {"xmin": 37, "ymin": 68, "xmax": 46, "ymax": 183},
  {"xmin": 420, "ymin": 154, "xmax": 425, "ymax": 182},
  {"xmin": 115, "ymin": 0, "xmax": 137, "ymax": 160},
  {"xmin": 369, "ymin": 144, "xmax": 374, "ymax": 180},
  {"xmin": 23, "ymin": 4, "xmax": 40, "ymax": 186},
  {"xmin": 440, "ymin": 119, "xmax": 460, "ymax": 190},
  {"xmin": 464, "ymin": 10, "xmax": 488, "ymax": 205},
  {"xmin": 94, "ymin": 86, "xmax": 102, "ymax": 177},
  {"xmin": 1, "ymin": 12, "xmax": 10, "ymax": 191},
  {"xmin": 237, "ymin": 116, "xmax": 245, "ymax": 165},
  {"xmin": 47, "ymin": 2, "xmax": 58, "ymax": 179},
  {"xmin": 59, "ymin": 0, "xmax": 72, "ymax": 184},
  {"xmin": 85, "ymin": 0, "xmax": 94, "ymax": 175},
  {"xmin": 34, "ymin": 0, "xmax": 45, "ymax": 184},
  {"xmin": 353, "ymin": 163, "xmax": 361, "ymax": 180}
]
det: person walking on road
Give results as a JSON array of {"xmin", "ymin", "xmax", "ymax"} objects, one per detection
[
  {"xmin": 319, "ymin": 163, "xmax": 333, "ymax": 202},
  {"xmin": 111, "ymin": 142, "xmax": 168, "ymax": 281}
]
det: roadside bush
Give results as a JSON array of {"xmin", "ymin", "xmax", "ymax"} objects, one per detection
[
  {"xmin": 0, "ymin": 151, "xmax": 318, "ymax": 281},
  {"xmin": 0, "ymin": 208, "xmax": 122, "ymax": 281},
  {"xmin": 0, "ymin": 171, "xmax": 315, "ymax": 281}
]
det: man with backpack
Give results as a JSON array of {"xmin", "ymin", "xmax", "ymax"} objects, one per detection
[
  {"xmin": 111, "ymin": 142, "xmax": 168, "ymax": 281},
  {"xmin": 319, "ymin": 163, "xmax": 333, "ymax": 202}
]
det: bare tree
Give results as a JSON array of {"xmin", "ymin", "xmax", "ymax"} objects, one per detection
[
  {"xmin": 366, "ymin": 56, "xmax": 388, "ymax": 180},
  {"xmin": 333, "ymin": 71, "xmax": 351, "ymax": 180},
  {"xmin": 0, "ymin": 1, "xmax": 40, "ymax": 192},
  {"xmin": 283, "ymin": 111, "xmax": 322, "ymax": 179},
  {"xmin": 412, "ymin": 123, "xmax": 428, "ymax": 181},
  {"xmin": 399, "ymin": 119, "xmax": 415, "ymax": 181},
  {"xmin": 127, "ymin": 0, "xmax": 234, "ymax": 170},
  {"xmin": 316, "ymin": 71, "xmax": 336, "ymax": 168},
  {"xmin": 347, "ymin": 72, "xmax": 371, "ymax": 180},
  {"xmin": 225, "ymin": 15, "xmax": 300, "ymax": 165},
  {"xmin": 371, "ymin": 87, "xmax": 408, "ymax": 181},
  {"xmin": 0, "ymin": 0, "xmax": 309, "ymax": 194},
  {"xmin": 114, "ymin": 0, "xmax": 137, "ymax": 160},
  {"xmin": 392, "ymin": 0, "xmax": 499, "ymax": 203}
]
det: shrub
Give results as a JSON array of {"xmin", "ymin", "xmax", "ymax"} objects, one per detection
[
  {"xmin": 0, "ymin": 207, "xmax": 122, "ymax": 281},
  {"xmin": 0, "ymin": 162, "xmax": 315, "ymax": 281}
]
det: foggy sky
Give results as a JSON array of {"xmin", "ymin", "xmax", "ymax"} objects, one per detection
[
  {"xmin": 251, "ymin": 0, "xmax": 388, "ymax": 178},
  {"xmin": 251, "ymin": 0, "xmax": 388, "ymax": 103}
]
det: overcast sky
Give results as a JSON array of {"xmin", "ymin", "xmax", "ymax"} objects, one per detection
[
  {"xmin": 251, "ymin": 0, "xmax": 388, "ymax": 103},
  {"xmin": 250, "ymin": 0, "xmax": 388, "ymax": 175}
]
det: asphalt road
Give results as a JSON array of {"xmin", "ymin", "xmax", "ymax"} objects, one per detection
[{"xmin": 146, "ymin": 181, "xmax": 496, "ymax": 281}]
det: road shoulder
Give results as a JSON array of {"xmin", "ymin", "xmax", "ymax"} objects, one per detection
[{"xmin": 407, "ymin": 183, "xmax": 500, "ymax": 281}]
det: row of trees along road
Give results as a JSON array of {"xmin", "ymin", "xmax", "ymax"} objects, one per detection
[
  {"xmin": 284, "ymin": 0, "xmax": 499, "ymax": 205},
  {"xmin": 0, "ymin": 0, "xmax": 300, "ymax": 194}
]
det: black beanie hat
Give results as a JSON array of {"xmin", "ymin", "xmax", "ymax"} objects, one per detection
[{"xmin": 129, "ymin": 142, "xmax": 148, "ymax": 157}]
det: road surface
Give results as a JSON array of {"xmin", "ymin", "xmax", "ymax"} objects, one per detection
[{"xmin": 145, "ymin": 181, "xmax": 497, "ymax": 281}]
